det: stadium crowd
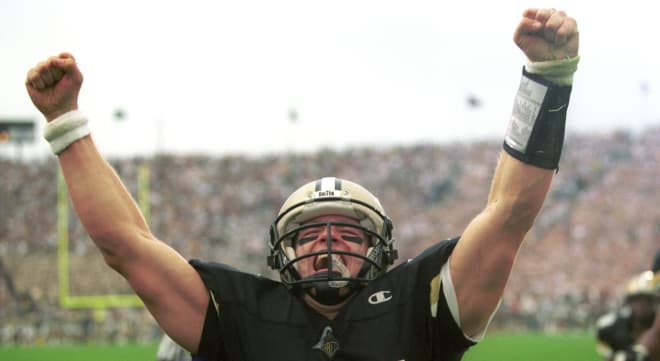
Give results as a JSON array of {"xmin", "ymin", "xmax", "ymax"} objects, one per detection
[{"xmin": 1, "ymin": 127, "xmax": 658, "ymax": 345}]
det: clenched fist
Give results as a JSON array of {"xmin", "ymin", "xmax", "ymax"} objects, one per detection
[
  {"xmin": 26, "ymin": 52, "xmax": 83, "ymax": 122},
  {"xmin": 514, "ymin": 8, "xmax": 579, "ymax": 62}
]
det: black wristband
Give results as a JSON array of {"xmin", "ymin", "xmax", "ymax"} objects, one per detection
[{"xmin": 503, "ymin": 67, "xmax": 573, "ymax": 170}]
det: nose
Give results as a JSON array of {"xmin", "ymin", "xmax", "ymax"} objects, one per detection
[
  {"xmin": 310, "ymin": 224, "xmax": 354, "ymax": 249},
  {"xmin": 321, "ymin": 224, "xmax": 342, "ymax": 244}
]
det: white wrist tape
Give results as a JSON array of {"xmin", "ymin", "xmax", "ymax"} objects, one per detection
[
  {"xmin": 526, "ymin": 55, "xmax": 580, "ymax": 86},
  {"xmin": 43, "ymin": 110, "xmax": 91, "ymax": 155}
]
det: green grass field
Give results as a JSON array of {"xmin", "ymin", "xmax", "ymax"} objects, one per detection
[
  {"xmin": 462, "ymin": 332, "xmax": 601, "ymax": 361},
  {"xmin": 0, "ymin": 332, "xmax": 601, "ymax": 360},
  {"xmin": 0, "ymin": 343, "xmax": 158, "ymax": 361}
]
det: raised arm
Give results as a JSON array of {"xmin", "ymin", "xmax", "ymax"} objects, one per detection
[
  {"xmin": 25, "ymin": 53, "xmax": 208, "ymax": 352},
  {"xmin": 449, "ymin": 8, "xmax": 579, "ymax": 337}
]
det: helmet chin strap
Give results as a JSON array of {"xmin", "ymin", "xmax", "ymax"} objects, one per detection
[{"xmin": 301, "ymin": 273, "xmax": 358, "ymax": 305}]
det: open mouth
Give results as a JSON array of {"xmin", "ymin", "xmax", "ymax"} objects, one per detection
[
  {"xmin": 314, "ymin": 254, "xmax": 349, "ymax": 275},
  {"xmin": 314, "ymin": 254, "xmax": 330, "ymax": 270}
]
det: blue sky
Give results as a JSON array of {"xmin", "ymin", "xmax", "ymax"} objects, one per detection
[{"xmin": 2, "ymin": 0, "xmax": 658, "ymax": 158}]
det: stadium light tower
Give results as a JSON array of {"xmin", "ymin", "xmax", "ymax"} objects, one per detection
[
  {"xmin": 287, "ymin": 105, "xmax": 299, "ymax": 154},
  {"xmin": 0, "ymin": 118, "xmax": 35, "ymax": 161}
]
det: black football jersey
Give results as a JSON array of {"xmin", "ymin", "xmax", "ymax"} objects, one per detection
[
  {"xmin": 190, "ymin": 238, "xmax": 474, "ymax": 361},
  {"xmin": 596, "ymin": 307, "xmax": 635, "ymax": 352}
]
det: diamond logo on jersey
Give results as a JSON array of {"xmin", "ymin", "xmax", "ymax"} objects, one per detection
[{"xmin": 313, "ymin": 326, "xmax": 339, "ymax": 359}]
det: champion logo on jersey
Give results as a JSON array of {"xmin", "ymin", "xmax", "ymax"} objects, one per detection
[{"xmin": 368, "ymin": 290, "xmax": 392, "ymax": 305}]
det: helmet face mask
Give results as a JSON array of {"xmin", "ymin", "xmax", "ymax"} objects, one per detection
[{"xmin": 268, "ymin": 178, "xmax": 397, "ymax": 302}]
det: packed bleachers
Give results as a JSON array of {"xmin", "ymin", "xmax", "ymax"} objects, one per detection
[{"xmin": 1, "ymin": 126, "xmax": 658, "ymax": 344}]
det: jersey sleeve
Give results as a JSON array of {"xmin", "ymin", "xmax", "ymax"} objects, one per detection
[
  {"xmin": 187, "ymin": 260, "xmax": 274, "ymax": 360},
  {"xmin": 400, "ymin": 238, "xmax": 477, "ymax": 354},
  {"xmin": 437, "ymin": 256, "xmax": 500, "ymax": 342},
  {"xmin": 188, "ymin": 260, "xmax": 240, "ymax": 361},
  {"xmin": 596, "ymin": 308, "xmax": 635, "ymax": 355}
]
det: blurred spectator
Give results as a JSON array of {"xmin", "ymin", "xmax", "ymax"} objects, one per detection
[{"xmin": 156, "ymin": 333, "xmax": 191, "ymax": 361}]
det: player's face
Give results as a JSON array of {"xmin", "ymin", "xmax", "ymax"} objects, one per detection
[{"xmin": 294, "ymin": 215, "xmax": 369, "ymax": 280}]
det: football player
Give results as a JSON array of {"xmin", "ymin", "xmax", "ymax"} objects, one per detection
[
  {"xmin": 596, "ymin": 271, "xmax": 658, "ymax": 360},
  {"xmin": 25, "ymin": 8, "xmax": 579, "ymax": 360},
  {"xmin": 623, "ymin": 250, "xmax": 660, "ymax": 361},
  {"xmin": 596, "ymin": 251, "xmax": 660, "ymax": 361}
]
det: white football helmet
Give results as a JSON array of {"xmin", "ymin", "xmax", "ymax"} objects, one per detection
[
  {"xmin": 268, "ymin": 177, "xmax": 397, "ymax": 299},
  {"xmin": 625, "ymin": 270, "xmax": 657, "ymax": 300}
]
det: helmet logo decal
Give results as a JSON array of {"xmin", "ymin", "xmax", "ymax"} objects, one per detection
[
  {"xmin": 368, "ymin": 290, "xmax": 393, "ymax": 305},
  {"xmin": 316, "ymin": 190, "xmax": 340, "ymax": 198},
  {"xmin": 313, "ymin": 326, "xmax": 340, "ymax": 360},
  {"xmin": 314, "ymin": 177, "xmax": 343, "ymax": 198}
]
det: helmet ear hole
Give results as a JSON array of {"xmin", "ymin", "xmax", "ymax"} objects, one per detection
[
  {"xmin": 267, "ymin": 254, "xmax": 280, "ymax": 269},
  {"xmin": 385, "ymin": 248, "xmax": 398, "ymax": 265}
]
